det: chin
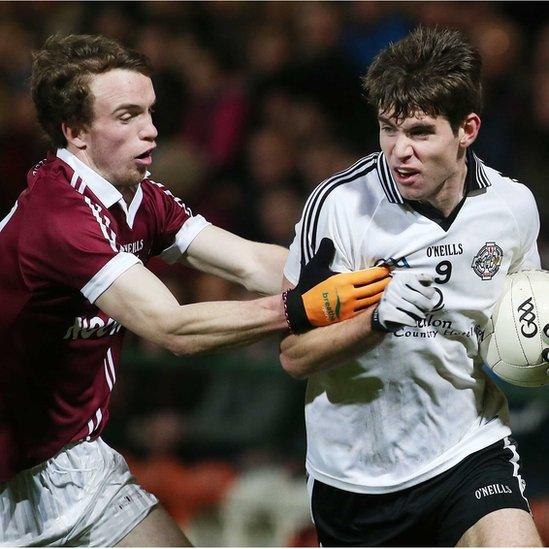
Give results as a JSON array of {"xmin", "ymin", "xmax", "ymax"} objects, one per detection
[
  {"xmin": 112, "ymin": 173, "xmax": 143, "ymax": 188},
  {"xmin": 397, "ymin": 187, "xmax": 420, "ymax": 201}
]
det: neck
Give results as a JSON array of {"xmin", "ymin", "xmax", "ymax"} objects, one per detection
[
  {"xmin": 117, "ymin": 185, "xmax": 137, "ymax": 206},
  {"xmin": 65, "ymin": 145, "xmax": 137, "ymax": 207},
  {"xmin": 425, "ymin": 162, "xmax": 468, "ymax": 217}
]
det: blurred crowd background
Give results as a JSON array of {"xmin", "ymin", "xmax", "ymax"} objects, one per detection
[{"xmin": 1, "ymin": 1, "xmax": 548, "ymax": 545}]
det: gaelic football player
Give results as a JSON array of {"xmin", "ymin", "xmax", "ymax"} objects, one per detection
[
  {"xmin": 281, "ymin": 27, "xmax": 543, "ymax": 547},
  {"xmin": 0, "ymin": 34, "xmax": 392, "ymax": 546}
]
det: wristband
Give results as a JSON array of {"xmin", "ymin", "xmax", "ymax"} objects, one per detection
[
  {"xmin": 371, "ymin": 305, "xmax": 391, "ymax": 333},
  {"xmin": 282, "ymin": 289, "xmax": 308, "ymax": 334}
]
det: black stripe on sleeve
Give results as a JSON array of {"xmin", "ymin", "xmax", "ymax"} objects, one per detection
[{"xmin": 300, "ymin": 155, "xmax": 377, "ymax": 264}]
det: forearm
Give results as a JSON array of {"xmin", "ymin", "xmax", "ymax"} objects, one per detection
[
  {"xmin": 279, "ymin": 306, "xmax": 384, "ymax": 379},
  {"xmin": 163, "ymin": 295, "xmax": 287, "ymax": 355},
  {"xmin": 241, "ymin": 242, "xmax": 288, "ymax": 295},
  {"xmin": 96, "ymin": 264, "xmax": 288, "ymax": 356},
  {"xmin": 183, "ymin": 226, "xmax": 288, "ymax": 296}
]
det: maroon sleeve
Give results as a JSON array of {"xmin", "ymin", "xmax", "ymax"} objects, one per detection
[
  {"xmin": 147, "ymin": 180, "xmax": 210, "ymax": 259},
  {"xmin": 19, "ymin": 182, "xmax": 128, "ymax": 294}
]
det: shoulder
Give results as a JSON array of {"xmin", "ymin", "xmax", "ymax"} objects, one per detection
[
  {"xmin": 483, "ymin": 163, "xmax": 538, "ymax": 216},
  {"xmin": 141, "ymin": 177, "xmax": 192, "ymax": 214},
  {"xmin": 24, "ymin": 156, "xmax": 92, "ymax": 217},
  {"xmin": 302, "ymin": 152, "xmax": 385, "ymax": 216}
]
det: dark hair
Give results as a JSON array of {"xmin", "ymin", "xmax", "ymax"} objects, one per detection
[
  {"xmin": 31, "ymin": 34, "xmax": 153, "ymax": 148},
  {"xmin": 361, "ymin": 26, "xmax": 482, "ymax": 132}
]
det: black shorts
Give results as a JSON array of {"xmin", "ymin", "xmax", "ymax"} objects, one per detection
[{"xmin": 311, "ymin": 437, "xmax": 532, "ymax": 547}]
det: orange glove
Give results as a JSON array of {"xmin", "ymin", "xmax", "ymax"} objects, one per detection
[
  {"xmin": 282, "ymin": 238, "xmax": 391, "ymax": 333},
  {"xmin": 301, "ymin": 266, "xmax": 391, "ymax": 327}
]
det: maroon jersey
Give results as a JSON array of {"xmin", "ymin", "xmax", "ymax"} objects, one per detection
[{"xmin": 0, "ymin": 149, "xmax": 209, "ymax": 482}]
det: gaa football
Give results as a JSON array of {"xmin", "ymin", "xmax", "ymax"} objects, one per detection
[{"xmin": 480, "ymin": 270, "xmax": 549, "ymax": 387}]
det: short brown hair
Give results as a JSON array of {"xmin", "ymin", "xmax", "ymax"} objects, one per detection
[
  {"xmin": 361, "ymin": 27, "xmax": 482, "ymax": 132},
  {"xmin": 31, "ymin": 34, "xmax": 153, "ymax": 148}
]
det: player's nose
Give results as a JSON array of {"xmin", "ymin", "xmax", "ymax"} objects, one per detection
[
  {"xmin": 139, "ymin": 116, "xmax": 158, "ymax": 141},
  {"xmin": 393, "ymin": 135, "xmax": 413, "ymax": 160}
]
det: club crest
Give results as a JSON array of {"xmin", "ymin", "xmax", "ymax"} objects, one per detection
[{"xmin": 471, "ymin": 242, "xmax": 503, "ymax": 280}]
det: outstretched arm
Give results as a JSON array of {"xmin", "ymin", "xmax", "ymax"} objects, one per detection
[
  {"xmin": 182, "ymin": 225, "xmax": 288, "ymax": 295},
  {"xmin": 96, "ymin": 242, "xmax": 390, "ymax": 356},
  {"xmin": 97, "ymin": 263, "xmax": 287, "ymax": 356}
]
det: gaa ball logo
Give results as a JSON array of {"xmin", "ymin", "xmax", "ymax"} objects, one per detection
[{"xmin": 517, "ymin": 297, "xmax": 538, "ymax": 338}]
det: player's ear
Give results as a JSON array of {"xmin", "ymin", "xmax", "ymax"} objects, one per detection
[
  {"xmin": 458, "ymin": 113, "xmax": 481, "ymax": 148},
  {"xmin": 62, "ymin": 122, "xmax": 88, "ymax": 150}
]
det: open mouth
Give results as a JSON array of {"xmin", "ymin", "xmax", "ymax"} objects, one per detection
[
  {"xmin": 135, "ymin": 149, "xmax": 154, "ymax": 166},
  {"xmin": 393, "ymin": 167, "xmax": 420, "ymax": 183},
  {"xmin": 135, "ymin": 149, "xmax": 153, "ymax": 160}
]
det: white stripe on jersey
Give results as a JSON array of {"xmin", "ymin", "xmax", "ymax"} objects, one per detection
[
  {"xmin": 474, "ymin": 154, "xmax": 491, "ymax": 188},
  {"xmin": 107, "ymin": 348, "xmax": 116, "ymax": 383},
  {"xmin": 83, "ymin": 196, "xmax": 118, "ymax": 252},
  {"xmin": 95, "ymin": 408, "xmax": 103, "ymax": 429},
  {"xmin": 87, "ymin": 407, "xmax": 103, "ymax": 437},
  {"xmin": 104, "ymin": 359, "xmax": 113, "ymax": 391},
  {"xmin": 0, "ymin": 200, "xmax": 18, "ymax": 232},
  {"xmin": 103, "ymin": 358, "xmax": 114, "ymax": 391},
  {"xmin": 300, "ymin": 154, "xmax": 377, "ymax": 263},
  {"xmin": 149, "ymin": 179, "xmax": 193, "ymax": 216},
  {"xmin": 69, "ymin": 174, "xmax": 88, "ymax": 195},
  {"xmin": 103, "ymin": 347, "xmax": 116, "ymax": 391}
]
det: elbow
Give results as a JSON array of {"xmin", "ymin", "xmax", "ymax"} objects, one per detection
[
  {"xmin": 162, "ymin": 336, "xmax": 187, "ymax": 357},
  {"xmin": 241, "ymin": 266, "xmax": 268, "ymax": 295},
  {"xmin": 279, "ymin": 352, "xmax": 310, "ymax": 380},
  {"xmin": 166, "ymin": 342, "xmax": 188, "ymax": 357},
  {"xmin": 164, "ymin": 335, "xmax": 202, "ymax": 357},
  {"xmin": 158, "ymin": 323, "xmax": 199, "ymax": 358}
]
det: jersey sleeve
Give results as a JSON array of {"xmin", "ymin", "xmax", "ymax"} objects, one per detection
[
  {"xmin": 146, "ymin": 181, "xmax": 211, "ymax": 264},
  {"xmin": 507, "ymin": 183, "xmax": 541, "ymax": 273},
  {"xmin": 20, "ymin": 188, "xmax": 140, "ymax": 304},
  {"xmin": 284, "ymin": 184, "xmax": 355, "ymax": 286}
]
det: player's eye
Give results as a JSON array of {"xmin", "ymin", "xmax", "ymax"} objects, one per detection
[{"xmin": 410, "ymin": 128, "xmax": 432, "ymax": 137}]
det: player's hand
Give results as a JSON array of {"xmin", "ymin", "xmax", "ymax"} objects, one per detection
[
  {"xmin": 283, "ymin": 238, "xmax": 391, "ymax": 333},
  {"xmin": 371, "ymin": 272, "xmax": 437, "ymax": 332}
]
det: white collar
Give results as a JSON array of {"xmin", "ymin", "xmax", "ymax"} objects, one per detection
[{"xmin": 56, "ymin": 148, "xmax": 145, "ymax": 228}]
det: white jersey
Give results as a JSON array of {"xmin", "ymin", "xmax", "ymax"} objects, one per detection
[{"xmin": 284, "ymin": 150, "xmax": 541, "ymax": 494}]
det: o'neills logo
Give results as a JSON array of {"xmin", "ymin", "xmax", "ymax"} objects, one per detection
[
  {"xmin": 475, "ymin": 483, "xmax": 512, "ymax": 499},
  {"xmin": 322, "ymin": 291, "xmax": 341, "ymax": 322},
  {"xmin": 121, "ymin": 239, "xmax": 144, "ymax": 254}
]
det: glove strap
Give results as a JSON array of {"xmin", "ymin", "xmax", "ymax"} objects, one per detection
[
  {"xmin": 282, "ymin": 290, "xmax": 310, "ymax": 334},
  {"xmin": 282, "ymin": 290, "xmax": 296, "ymax": 334},
  {"xmin": 371, "ymin": 305, "xmax": 391, "ymax": 333}
]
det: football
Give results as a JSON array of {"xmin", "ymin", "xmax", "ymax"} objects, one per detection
[{"xmin": 480, "ymin": 270, "xmax": 549, "ymax": 387}]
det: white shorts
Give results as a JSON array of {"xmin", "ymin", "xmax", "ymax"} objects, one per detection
[{"xmin": 0, "ymin": 438, "xmax": 158, "ymax": 547}]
